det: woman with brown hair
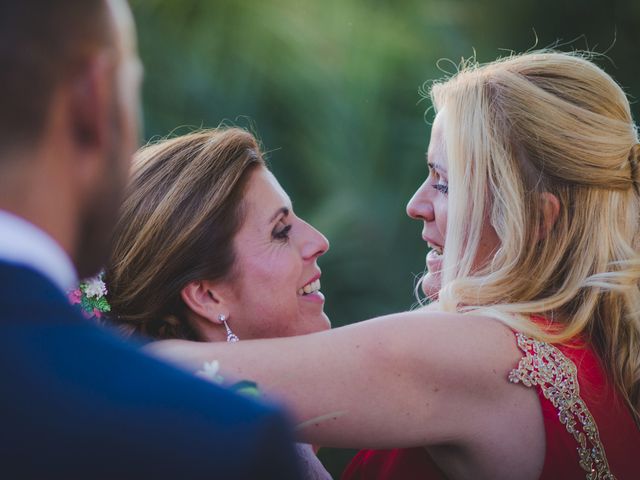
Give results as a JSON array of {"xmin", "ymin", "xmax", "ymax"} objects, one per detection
[
  {"xmin": 103, "ymin": 127, "xmax": 332, "ymax": 479},
  {"xmin": 107, "ymin": 127, "xmax": 330, "ymax": 343},
  {"xmin": 148, "ymin": 52, "xmax": 640, "ymax": 479}
]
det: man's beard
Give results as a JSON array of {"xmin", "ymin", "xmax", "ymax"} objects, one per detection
[{"xmin": 75, "ymin": 114, "xmax": 129, "ymax": 279}]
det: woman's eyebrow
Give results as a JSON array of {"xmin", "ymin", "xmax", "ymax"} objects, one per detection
[{"xmin": 427, "ymin": 160, "xmax": 447, "ymax": 175}]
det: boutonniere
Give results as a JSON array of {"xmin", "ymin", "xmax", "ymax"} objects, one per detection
[{"xmin": 68, "ymin": 271, "xmax": 111, "ymax": 319}]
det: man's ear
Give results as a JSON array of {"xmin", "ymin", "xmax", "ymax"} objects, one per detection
[
  {"xmin": 181, "ymin": 280, "xmax": 230, "ymax": 323},
  {"xmin": 538, "ymin": 192, "xmax": 560, "ymax": 240},
  {"xmin": 68, "ymin": 52, "xmax": 114, "ymax": 161}
]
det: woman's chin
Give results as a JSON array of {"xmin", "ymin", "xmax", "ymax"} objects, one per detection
[
  {"xmin": 421, "ymin": 273, "xmax": 441, "ymax": 301},
  {"xmin": 320, "ymin": 312, "xmax": 332, "ymax": 329},
  {"xmin": 298, "ymin": 313, "xmax": 331, "ymax": 335},
  {"xmin": 312, "ymin": 312, "xmax": 332, "ymax": 332},
  {"xmin": 297, "ymin": 300, "xmax": 331, "ymax": 331}
]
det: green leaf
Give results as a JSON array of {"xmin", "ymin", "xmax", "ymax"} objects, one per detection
[
  {"xmin": 96, "ymin": 297, "xmax": 111, "ymax": 312},
  {"xmin": 229, "ymin": 380, "xmax": 261, "ymax": 398},
  {"xmin": 80, "ymin": 295, "xmax": 93, "ymax": 313}
]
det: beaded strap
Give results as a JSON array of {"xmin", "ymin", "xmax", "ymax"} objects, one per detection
[{"xmin": 508, "ymin": 333, "xmax": 616, "ymax": 480}]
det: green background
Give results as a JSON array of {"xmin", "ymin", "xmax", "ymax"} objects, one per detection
[{"xmin": 129, "ymin": 0, "xmax": 640, "ymax": 475}]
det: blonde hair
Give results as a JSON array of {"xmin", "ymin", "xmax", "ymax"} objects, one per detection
[
  {"xmin": 106, "ymin": 127, "xmax": 265, "ymax": 340},
  {"xmin": 428, "ymin": 51, "xmax": 640, "ymax": 425}
]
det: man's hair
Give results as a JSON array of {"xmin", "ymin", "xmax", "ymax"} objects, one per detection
[{"xmin": 0, "ymin": 0, "xmax": 112, "ymax": 153}]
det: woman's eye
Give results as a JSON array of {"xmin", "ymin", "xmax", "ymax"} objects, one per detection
[
  {"xmin": 433, "ymin": 183, "xmax": 449, "ymax": 195},
  {"xmin": 273, "ymin": 224, "xmax": 292, "ymax": 241}
]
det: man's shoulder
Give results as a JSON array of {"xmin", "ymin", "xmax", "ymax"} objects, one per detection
[
  {"xmin": 0, "ymin": 261, "xmax": 70, "ymax": 314},
  {"xmin": 0, "ymin": 261, "xmax": 274, "ymax": 422},
  {"xmin": 1, "ymin": 326, "xmax": 301, "ymax": 478},
  {"xmin": 1, "ymin": 297, "xmax": 281, "ymax": 423},
  {"xmin": 0, "ymin": 263, "xmax": 301, "ymax": 478}
]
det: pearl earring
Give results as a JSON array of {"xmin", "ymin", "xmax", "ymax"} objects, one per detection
[{"xmin": 218, "ymin": 314, "xmax": 239, "ymax": 343}]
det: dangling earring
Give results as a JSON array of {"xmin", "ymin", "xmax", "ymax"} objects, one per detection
[{"xmin": 218, "ymin": 314, "xmax": 239, "ymax": 343}]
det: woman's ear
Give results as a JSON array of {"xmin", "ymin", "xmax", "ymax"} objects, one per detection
[
  {"xmin": 538, "ymin": 192, "xmax": 560, "ymax": 240},
  {"xmin": 180, "ymin": 280, "xmax": 229, "ymax": 323}
]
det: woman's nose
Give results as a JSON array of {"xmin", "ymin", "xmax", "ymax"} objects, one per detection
[
  {"xmin": 406, "ymin": 181, "xmax": 435, "ymax": 222},
  {"xmin": 301, "ymin": 222, "xmax": 330, "ymax": 260}
]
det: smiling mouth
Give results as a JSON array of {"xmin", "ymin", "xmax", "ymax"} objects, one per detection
[
  {"xmin": 298, "ymin": 278, "xmax": 321, "ymax": 296},
  {"xmin": 428, "ymin": 242, "xmax": 444, "ymax": 256}
]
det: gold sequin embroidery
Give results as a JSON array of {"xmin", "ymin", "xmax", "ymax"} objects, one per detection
[{"xmin": 508, "ymin": 333, "xmax": 616, "ymax": 480}]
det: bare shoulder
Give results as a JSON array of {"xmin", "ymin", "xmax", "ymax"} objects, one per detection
[
  {"xmin": 355, "ymin": 309, "xmax": 544, "ymax": 475},
  {"xmin": 347, "ymin": 309, "xmax": 537, "ymax": 420},
  {"xmin": 360, "ymin": 309, "xmax": 524, "ymax": 386}
]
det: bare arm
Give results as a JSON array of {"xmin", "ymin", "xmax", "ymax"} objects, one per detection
[{"xmin": 145, "ymin": 310, "xmax": 527, "ymax": 449}]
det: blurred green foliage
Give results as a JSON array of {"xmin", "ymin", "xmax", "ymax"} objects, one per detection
[{"xmin": 129, "ymin": 0, "xmax": 640, "ymax": 475}]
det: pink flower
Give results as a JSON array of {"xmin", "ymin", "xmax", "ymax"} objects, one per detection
[{"xmin": 68, "ymin": 289, "xmax": 82, "ymax": 305}]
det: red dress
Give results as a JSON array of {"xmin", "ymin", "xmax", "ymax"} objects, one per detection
[{"xmin": 342, "ymin": 331, "xmax": 640, "ymax": 479}]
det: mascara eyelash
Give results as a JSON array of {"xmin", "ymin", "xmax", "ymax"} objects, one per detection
[
  {"xmin": 433, "ymin": 184, "xmax": 449, "ymax": 195},
  {"xmin": 273, "ymin": 224, "xmax": 292, "ymax": 240}
]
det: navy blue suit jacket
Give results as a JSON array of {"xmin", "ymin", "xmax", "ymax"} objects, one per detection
[{"xmin": 0, "ymin": 262, "xmax": 302, "ymax": 479}]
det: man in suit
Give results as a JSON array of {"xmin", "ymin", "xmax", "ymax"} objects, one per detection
[{"xmin": 0, "ymin": 1, "xmax": 302, "ymax": 478}]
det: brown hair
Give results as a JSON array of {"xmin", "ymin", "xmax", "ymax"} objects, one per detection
[
  {"xmin": 105, "ymin": 128, "xmax": 265, "ymax": 340},
  {"xmin": 0, "ymin": 0, "xmax": 112, "ymax": 154}
]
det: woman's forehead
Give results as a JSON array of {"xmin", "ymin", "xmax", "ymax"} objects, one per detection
[
  {"xmin": 428, "ymin": 112, "xmax": 448, "ymax": 171},
  {"xmin": 241, "ymin": 168, "xmax": 292, "ymax": 227}
]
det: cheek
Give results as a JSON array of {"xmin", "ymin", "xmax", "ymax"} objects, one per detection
[
  {"xmin": 258, "ymin": 253, "xmax": 299, "ymax": 291},
  {"xmin": 421, "ymin": 273, "xmax": 441, "ymax": 300},
  {"xmin": 234, "ymin": 254, "xmax": 302, "ymax": 337},
  {"xmin": 434, "ymin": 202, "xmax": 448, "ymax": 239}
]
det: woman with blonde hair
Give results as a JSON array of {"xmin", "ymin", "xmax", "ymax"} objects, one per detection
[{"xmin": 148, "ymin": 52, "xmax": 640, "ymax": 479}]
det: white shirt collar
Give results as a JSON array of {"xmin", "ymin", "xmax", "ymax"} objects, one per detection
[{"xmin": 0, "ymin": 209, "xmax": 78, "ymax": 293}]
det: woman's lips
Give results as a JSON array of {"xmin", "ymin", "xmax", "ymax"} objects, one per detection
[
  {"xmin": 298, "ymin": 275, "xmax": 324, "ymax": 304},
  {"xmin": 299, "ymin": 291, "xmax": 325, "ymax": 304},
  {"xmin": 426, "ymin": 248, "xmax": 443, "ymax": 275},
  {"xmin": 298, "ymin": 277, "xmax": 321, "ymax": 295}
]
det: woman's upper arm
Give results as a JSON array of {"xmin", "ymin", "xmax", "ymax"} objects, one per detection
[{"xmin": 145, "ymin": 311, "xmax": 524, "ymax": 449}]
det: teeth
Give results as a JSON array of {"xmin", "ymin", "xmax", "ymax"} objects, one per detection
[
  {"xmin": 298, "ymin": 279, "xmax": 321, "ymax": 295},
  {"xmin": 428, "ymin": 242, "xmax": 444, "ymax": 255}
]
